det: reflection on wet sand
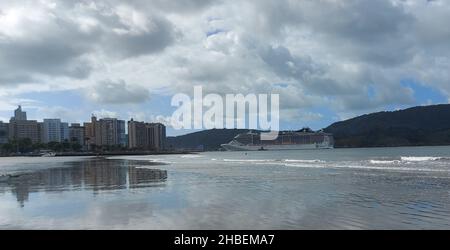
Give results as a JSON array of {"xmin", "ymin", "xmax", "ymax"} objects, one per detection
[{"xmin": 0, "ymin": 159, "xmax": 167, "ymax": 207}]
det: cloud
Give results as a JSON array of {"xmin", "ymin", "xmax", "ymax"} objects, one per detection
[
  {"xmin": 32, "ymin": 105, "xmax": 87, "ymax": 123},
  {"xmin": 126, "ymin": 0, "xmax": 221, "ymax": 14},
  {"xmin": 0, "ymin": 3, "xmax": 96, "ymax": 84},
  {"xmin": 87, "ymin": 79, "xmax": 150, "ymax": 104},
  {"xmin": 92, "ymin": 109, "xmax": 119, "ymax": 119},
  {"xmin": 0, "ymin": 1, "xmax": 176, "ymax": 85},
  {"xmin": 97, "ymin": 4, "xmax": 177, "ymax": 59},
  {"xmin": 281, "ymin": 109, "xmax": 324, "ymax": 123},
  {"xmin": 1, "ymin": 0, "xmax": 450, "ymax": 129},
  {"xmin": 260, "ymin": 45, "xmax": 319, "ymax": 80},
  {"xmin": 297, "ymin": 0, "xmax": 416, "ymax": 66}
]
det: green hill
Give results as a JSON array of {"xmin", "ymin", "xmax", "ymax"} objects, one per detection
[
  {"xmin": 324, "ymin": 104, "xmax": 450, "ymax": 147},
  {"xmin": 166, "ymin": 104, "xmax": 450, "ymax": 150},
  {"xmin": 166, "ymin": 129, "xmax": 251, "ymax": 151}
]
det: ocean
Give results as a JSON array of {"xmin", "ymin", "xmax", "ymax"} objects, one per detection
[{"xmin": 1, "ymin": 146, "xmax": 450, "ymax": 229}]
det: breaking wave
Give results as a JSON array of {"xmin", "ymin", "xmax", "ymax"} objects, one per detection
[
  {"xmin": 223, "ymin": 159, "xmax": 276, "ymax": 163},
  {"xmin": 369, "ymin": 156, "xmax": 449, "ymax": 165},
  {"xmin": 400, "ymin": 156, "xmax": 444, "ymax": 162},
  {"xmin": 285, "ymin": 163, "xmax": 449, "ymax": 173},
  {"xmin": 180, "ymin": 155, "xmax": 202, "ymax": 158},
  {"xmin": 147, "ymin": 159, "xmax": 173, "ymax": 164},
  {"xmin": 369, "ymin": 160, "xmax": 401, "ymax": 164},
  {"xmin": 222, "ymin": 159, "xmax": 325, "ymax": 164},
  {"xmin": 284, "ymin": 159, "xmax": 325, "ymax": 163}
]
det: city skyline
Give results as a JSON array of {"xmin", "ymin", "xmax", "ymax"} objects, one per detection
[
  {"xmin": 0, "ymin": 105, "xmax": 166, "ymax": 152},
  {"xmin": 1, "ymin": 0, "xmax": 450, "ymax": 136}
]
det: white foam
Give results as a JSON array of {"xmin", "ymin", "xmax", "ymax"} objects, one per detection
[
  {"xmin": 285, "ymin": 163, "xmax": 448, "ymax": 172},
  {"xmin": 180, "ymin": 155, "xmax": 202, "ymax": 158},
  {"xmin": 223, "ymin": 159, "xmax": 275, "ymax": 163},
  {"xmin": 147, "ymin": 159, "xmax": 173, "ymax": 164},
  {"xmin": 400, "ymin": 156, "xmax": 442, "ymax": 162},
  {"xmin": 284, "ymin": 163, "xmax": 326, "ymax": 169},
  {"xmin": 369, "ymin": 160, "xmax": 401, "ymax": 164},
  {"xmin": 135, "ymin": 166, "xmax": 165, "ymax": 169},
  {"xmin": 284, "ymin": 159, "xmax": 325, "ymax": 163}
]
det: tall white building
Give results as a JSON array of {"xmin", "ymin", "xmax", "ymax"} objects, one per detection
[
  {"xmin": 41, "ymin": 120, "xmax": 71, "ymax": 143},
  {"xmin": 42, "ymin": 119, "xmax": 62, "ymax": 143}
]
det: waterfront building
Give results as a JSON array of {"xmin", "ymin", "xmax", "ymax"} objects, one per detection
[
  {"xmin": 42, "ymin": 119, "xmax": 62, "ymax": 143},
  {"xmin": 99, "ymin": 118, "xmax": 116, "ymax": 146},
  {"xmin": 84, "ymin": 116, "xmax": 126, "ymax": 149},
  {"xmin": 69, "ymin": 123, "xmax": 85, "ymax": 146},
  {"xmin": 7, "ymin": 106, "xmax": 40, "ymax": 143},
  {"xmin": 128, "ymin": 119, "xmax": 166, "ymax": 151},
  {"xmin": 61, "ymin": 122, "xmax": 69, "ymax": 142},
  {"xmin": 9, "ymin": 119, "xmax": 40, "ymax": 143},
  {"xmin": 41, "ymin": 119, "xmax": 69, "ymax": 143},
  {"xmin": 12, "ymin": 105, "xmax": 27, "ymax": 121},
  {"xmin": 98, "ymin": 118, "xmax": 125, "ymax": 146},
  {"xmin": 117, "ymin": 120, "xmax": 126, "ymax": 147},
  {"xmin": 83, "ymin": 116, "xmax": 96, "ymax": 149},
  {"xmin": 128, "ymin": 119, "xmax": 148, "ymax": 149},
  {"xmin": 148, "ymin": 123, "xmax": 166, "ymax": 150},
  {"xmin": 0, "ymin": 121, "xmax": 9, "ymax": 144}
]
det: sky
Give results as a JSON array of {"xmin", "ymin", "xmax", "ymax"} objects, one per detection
[{"xmin": 0, "ymin": 0, "xmax": 449, "ymax": 136}]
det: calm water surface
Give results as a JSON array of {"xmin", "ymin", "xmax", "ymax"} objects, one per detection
[{"xmin": 1, "ymin": 146, "xmax": 450, "ymax": 229}]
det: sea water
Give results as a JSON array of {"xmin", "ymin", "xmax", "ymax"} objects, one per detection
[{"xmin": 1, "ymin": 146, "xmax": 450, "ymax": 229}]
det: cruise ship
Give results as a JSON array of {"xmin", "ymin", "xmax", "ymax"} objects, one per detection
[{"xmin": 221, "ymin": 128, "xmax": 334, "ymax": 151}]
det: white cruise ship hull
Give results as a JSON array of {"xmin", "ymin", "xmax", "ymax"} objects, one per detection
[{"xmin": 221, "ymin": 143, "xmax": 333, "ymax": 151}]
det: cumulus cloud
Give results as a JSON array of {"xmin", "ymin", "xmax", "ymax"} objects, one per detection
[
  {"xmin": 92, "ymin": 109, "xmax": 119, "ymax": 119},
  {"xmin": 0, "ymin": 0, "xmax": 175, "ymax": 85},
  {"xmin": 0, "ymin": 3, "xmax": 95, "ymax": 83},
  {"xmin": 298, "ymin": 0, "xmax": 416, "ymax": 66},
  {"xmin": 87, "ymin": 79, "xmax": 150, "ymax": 104}
]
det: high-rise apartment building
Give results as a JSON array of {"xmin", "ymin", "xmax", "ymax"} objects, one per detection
[
  {"xmin": 128, "ymin": 119, "xmax": 148, "ymax": 149},
  {"xmin": 84, "ymin": 116, "xmax": 126, "ymax": 149},
  {"xmin": 83, "ymin": 116, "xmax": 96, "ymax": 149},
  {"xmin": 13, "ymin": 105, "xmax": 27, "ymax": 121},
  {"xmin": 42, "ymin": 119, "xmax": 62, "ymax": 143},
  {"xmin": 99, "ymin": 118, "xmax": 117, "ymax": 146},
  {"xmin": 0, "ymin": 121, "xmax": 9, "ymax": 144},
  {"xmin": 8, "ymin": 106, "xmax": 40, "ymax": 143},
  {"xmin": 128, "ymin": 119, "xmax": 166, "ymax": 151},
  {"xmin": 41, "ymin": 119, "xmax": 69, "ymax": 143},
  {"xmin": 148, "ymin": 123, "xmax": 166, "ymax": 150},
  {"xmin": 60, "ymin": 122, "xmax": 69, "ymax": 142},
  {"xmin": 9, "ymin": 120, "xmax": 40, "ymax": 143},
  {"xmin": 69, "ymin": 123, "xmax": 85, "ymax": 146},
  {"xmin": 117, "ymin": 120, "xmax": 126, "ymax": 147}
]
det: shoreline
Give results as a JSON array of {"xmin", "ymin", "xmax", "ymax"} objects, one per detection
[
  {"xmin": 3, "ymin": 144, "xmax": 450, "ymax": 157},
  {"xmin": 0, "ymin": 150, "xmax": 197, "ymax": 158}
]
